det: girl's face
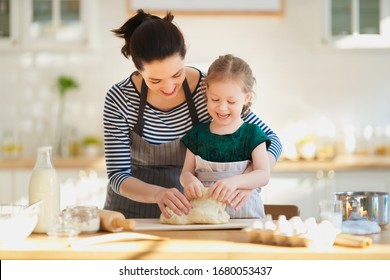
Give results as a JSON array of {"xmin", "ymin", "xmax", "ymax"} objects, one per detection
[
  {"xmin": 206, "ymin": 78, "xmax": 251, "ymax": 128},
  {"xmin": 140, "ymin": 54, "xmax": 186, "ymax": 98}
]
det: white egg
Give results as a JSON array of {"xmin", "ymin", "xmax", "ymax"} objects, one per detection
[
  {"xmin": 277, "ymin": 215, "xmax": 293, "ymax": 236},
  {"xmin": 252, "ymin": 220, "xmax": 264, "ymax": 229},
  {"xmin": 289, "ymin": 216, "xmax": 307, "ymax": 235}
]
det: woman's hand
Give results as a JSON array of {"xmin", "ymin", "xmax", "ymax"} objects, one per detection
[
  {"xmin": 155, "ymin": 188, "xmax": 192, "ymax": 218},
  {"xmin": 226, "ymin": 189, "xmax": 252, "ymax": 211}
]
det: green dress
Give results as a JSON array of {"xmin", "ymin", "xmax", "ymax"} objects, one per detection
[{"xmin": 181, "ymin": 122, "xmax": 270, "ymax": 162}]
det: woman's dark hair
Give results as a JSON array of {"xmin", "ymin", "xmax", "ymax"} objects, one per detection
[{"xmin": 112, "ymin": 9, "xmax": 186, "ymax": 71}]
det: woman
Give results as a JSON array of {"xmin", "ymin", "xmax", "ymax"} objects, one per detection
[{"xmin": 103, "ymin": 9, "xmax": 282, "ymax": 219}]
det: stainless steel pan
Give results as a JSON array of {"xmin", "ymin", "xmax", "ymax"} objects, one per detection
[{"xmin": 334, "ymin": 191, "xmax": 389, "ymax": 228}]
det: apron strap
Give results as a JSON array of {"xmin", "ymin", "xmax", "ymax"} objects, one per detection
[
  {"xmin": 133, "ymin": 79, "xmax": 148, "ymax": 135},
  {"xmin": 183, "ymin": 78, "xmax": 199, "ymax": 126},
  {"xmin": 134, "ymin": 77, "xmax": 200, "ymax": 135}
]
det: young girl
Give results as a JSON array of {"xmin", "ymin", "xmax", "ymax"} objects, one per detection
[{"xmin": 180, "ymin": 54, "xmax": 271, "ymax": 218}]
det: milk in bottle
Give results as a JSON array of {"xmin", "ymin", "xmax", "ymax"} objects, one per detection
[{"xmin": 29, "ymin": 146, "xmax": 60, "ymax": 233}]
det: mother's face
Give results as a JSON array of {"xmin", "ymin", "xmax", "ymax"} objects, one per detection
[{"xmin": 139, "ymin": 54, "xmax": 186, "ymax": 98}]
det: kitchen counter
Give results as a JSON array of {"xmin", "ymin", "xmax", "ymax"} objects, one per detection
[
  {"xmin": 276, "ymin": 154, "xmax": 390, "ymax": 172},
  {"xmin": 0, "ymin": 156, "xmax": 106, "ymax": 170},
  {"xmin": 1, "ymin": 228, "xmax": 390, "ymax": 260},
  {"xmin": 1, "ymin": 154, "xmax": 389, "ymax": 171}
]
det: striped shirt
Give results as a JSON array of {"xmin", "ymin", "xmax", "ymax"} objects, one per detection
[{"xmin": 103, "ymin": 69, "xmax": 282, "ymax": 193}]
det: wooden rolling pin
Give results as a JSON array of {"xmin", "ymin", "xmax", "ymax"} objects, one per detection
[
  {"xmin": 99, "ymin": 209, "xmax": 136, "ymax": 232},
  {"xmin": 334, "ymin": 234, "xmax": 373, "ymax": 248}
]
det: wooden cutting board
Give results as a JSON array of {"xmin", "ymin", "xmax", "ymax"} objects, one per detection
[{"xmin": 132, "ymin": 218, "xmax": 256, "ymax": 231}]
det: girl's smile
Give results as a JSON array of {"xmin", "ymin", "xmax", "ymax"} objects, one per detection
[
  {"xmin": 206, "ymin": 78, "xmax": 251, "ymax": 134},
  {"xmin": 216, "ymin": 113, "xmax": 230, "ymax": 119}
]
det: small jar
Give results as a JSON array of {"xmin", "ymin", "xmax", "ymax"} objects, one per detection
[{"xmin": 67, "ymin": 206, "xmax": 100, "ymax": 234}]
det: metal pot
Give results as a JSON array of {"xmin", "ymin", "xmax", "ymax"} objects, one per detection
[{"xmin": 334, "ymin": 191, "xmax": 389, "ymax": 228}]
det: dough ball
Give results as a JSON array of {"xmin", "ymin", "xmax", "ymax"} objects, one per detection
[{"xmin": 160, "ymin": 187, "xmax": 230, "ymax": 225}]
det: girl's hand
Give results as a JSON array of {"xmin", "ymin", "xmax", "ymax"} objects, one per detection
[
  {"xmin": 155, "ymin": 188, "xmax": 192, "ymax": 218},
  {"xmin": 209, "ymin": 179, "xmax": 238, "ymax": 203},
  {"xmin": 184, "ymin": 180, "xmax": 203, "ymax": 200},
  {"xmin": 226, "ymin": 189, "xmax": 252, "ymax": 211},
  {"xmin": 180, "ymin": 149, "xmax": 203, "ymax": 201}
]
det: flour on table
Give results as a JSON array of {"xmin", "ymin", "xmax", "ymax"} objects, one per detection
[{"xmin": 160, "ymin": 187, "xmax": 230, "ymax": 225}]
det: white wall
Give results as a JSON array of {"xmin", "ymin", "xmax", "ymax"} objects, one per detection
[{"xmin": 1, "ymin": 0, "xmax": 389, "ymax": 157}]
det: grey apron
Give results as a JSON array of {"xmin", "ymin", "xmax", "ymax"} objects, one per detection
[
  {"xmin": 104, "ymin": 79, "xmax": 199, "ymax": 218},
  {"xmin": 195, "ymin": 156, "xmax": 265, "ymax": 219}
]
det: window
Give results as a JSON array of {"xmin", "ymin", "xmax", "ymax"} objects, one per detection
[
  {"xmin": 324, "ymin": 0, "xmax": 390, "ymax": 49},
  {"xmin": 0, "ymin": 0, "xmax": 90, "ymax": 49},
  {"xmin": 128, "ymin": 0, "xmax": 284, "ymax": 15},
  {"xmin": 0, "ymin": 0, "xmax": 19, "ymax": 45},
  {"xmin": 0, "ymin": 0, "xmax": 11, "ymax": 38},
  {"xmin": 26, "ymin": 0, "xmax": 87, "ymax": 45}
]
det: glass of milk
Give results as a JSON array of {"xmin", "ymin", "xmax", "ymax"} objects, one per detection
[{"xmin": 319, "ymin": 199, "xmax": 343, "ymax": 233}]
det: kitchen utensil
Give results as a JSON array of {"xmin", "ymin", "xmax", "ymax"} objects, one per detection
[
  {"xmin": 24, "ymin": 200, "xmax": 43, "ymax": 213},
  {"xmin": 0, "ymin": 204, "xmax": 40, "ymax": 243},
  {"xmin": 69, "ymin": 232, "xmax": 166, "ymax": 248},
  {"xmin": 46, "ymin": 207, "xmax": 80, "ymax": 238},
  {"xmin": 99, "ymin": 209, "xmax": 136, "ymax": 232},
  {"xmin": 132, "ymin": 218, "xmax": 257, "ymax": 231},
  {"xmin": 319, "ymin": 199, "xmax": 343, "ymax": 232},
  {"xmin": 66, "ymin": 206, "xmax": 100, "ymax": 233},
  {"xmin": 334, "ymin": 234, "xmax": 372, "ymax": 248},
  {"xmin": 335, "ymin": 191, "xmax": 389, "ymax": 228}
]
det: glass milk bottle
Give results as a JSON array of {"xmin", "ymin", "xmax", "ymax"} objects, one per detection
[{"xmin": 29, "ymin": 146, "xmax": 60, "ymax": 233}]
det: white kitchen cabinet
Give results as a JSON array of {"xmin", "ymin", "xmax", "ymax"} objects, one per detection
[
  {"xmin": 0, "ymin": 169, "xmax": 31, "ymax": 205},
  {"xmin": 263, "ymin": 169, "xmax": 390, "ymax": 220},
  {"xmin": 11, "ymin": 169, "xmax": 31, "ymax": 204},
  {"xmin": 332, "ymin": 170, "xmax": 390, "ymax": 193},
  {"xmin": 323, "ymin": 0, "xmax": 390, "ymax": 49},
  {"xmin": 0, "ymin": 0, "xmax": 94, "ymax": 50},
  {"xmin": 0, "ymin": 168, "xmax": 108, "ymax": 209},
  {"xmin": 59, "ymin": 169, "xmax": 108, "ymax": 209},
  {"xmin": 261, "ymin": 171, "xmax": 320, "ymax": 220},
  {"xmin": 0, "ymin": 170, "xmax": 13, "ymax": 204},
  {"xmin": 0, "ymin": 0, "xmax": 19, "ymax": 47}
]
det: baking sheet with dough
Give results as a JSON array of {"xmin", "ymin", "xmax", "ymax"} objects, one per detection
[{"xmin": 133, "ymin": 218, "xmax": 257, "ymax": 231}]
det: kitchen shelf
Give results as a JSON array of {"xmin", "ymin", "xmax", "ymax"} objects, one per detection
[
  {"xmin": 1, "ymin": 155, "xmax": 389, "ymax": 172},
  {"xmin": 274, "ymin": 154, "xmax": 390, "ymax": 172},
  {"xmin": 0, "ymin": 157, "xmax": 106, "ymax": 170}
]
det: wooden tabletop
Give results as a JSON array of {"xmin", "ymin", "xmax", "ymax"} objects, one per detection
[{"xmin": 1, "ymin": 228, "xmax": 389, "ymax": 260}]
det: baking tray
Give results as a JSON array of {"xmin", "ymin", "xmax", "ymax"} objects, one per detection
[{"xmin": 132, "ymin": 218, "xmax": 256, "ymax": 231}]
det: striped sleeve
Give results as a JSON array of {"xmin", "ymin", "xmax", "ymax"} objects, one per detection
[
  {"xmin": 243, "ymin": 111, "xmax": 283, "ymax": 161},
  {"xmin": 103, "ymin": 78, "xmax": 135, "ymax": 193}
]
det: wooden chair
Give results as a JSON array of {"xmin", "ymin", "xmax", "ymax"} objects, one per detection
[{"xmin": 264, "ymin": 204, "xmax": 300, "ymax": 220}]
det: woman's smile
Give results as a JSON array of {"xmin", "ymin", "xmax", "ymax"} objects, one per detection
[{"xmin": 161, "ymin": 85, "xmax": 177, "ymax": 97}]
